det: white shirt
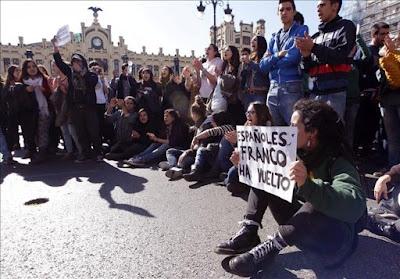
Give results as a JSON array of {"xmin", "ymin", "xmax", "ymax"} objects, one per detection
[
  {"xmin": 95, "ymin": 76, "xmax": 107, "ymax": 104},
  {"xmin": 199, "ymin": 57, "xmax": 223, "ymax": 99},
  {"xmin": 210, "ymin": 77, "xmax": 227, "ymax": 113}
]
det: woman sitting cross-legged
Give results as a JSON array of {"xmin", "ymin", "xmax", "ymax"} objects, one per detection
[
  {"xmin": 162, "ymin": 96, "xmax": 208, "ymax": 178},
  {"xmin": 123, "ymin": 109, "xmax": 190, "ymax": 167},
  {"xmin": 216, "ymin": 99, "xmax": 366, "ymax": 277},
  {"xmin": 182, "ymin": 111, "xmax": 233, "ymax": 182},
  {"xmin": 201, "ymin": 102, "xmax": 272, "ymax": 187}
]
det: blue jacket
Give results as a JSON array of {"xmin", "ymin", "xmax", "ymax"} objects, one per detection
[{"xmin": 260, "ymin": 23, "xmax": 308, "ymax": 85}]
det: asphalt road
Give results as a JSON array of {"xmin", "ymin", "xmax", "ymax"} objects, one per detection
[{"xmin": 1, "ymin": 156, "xmax": 399, "ymax": 279}]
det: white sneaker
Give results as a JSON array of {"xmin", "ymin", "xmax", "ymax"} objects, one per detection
[
  {"xmin": 158, "ymin": 161, "xmax": 171, "ymax": 171},
  {"xmin": 165, "ymin": 167, "xmax": 183, "ymax": 179}
]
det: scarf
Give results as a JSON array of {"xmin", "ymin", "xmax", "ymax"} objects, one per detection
[{"xmin": 23, "ymin": 76, "xmax": 49, "ymax": 117}]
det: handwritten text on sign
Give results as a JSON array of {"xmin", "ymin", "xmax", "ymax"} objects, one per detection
[{"xmin": 237, "ymin": 126, "xmax": 297, "ymax": 202}]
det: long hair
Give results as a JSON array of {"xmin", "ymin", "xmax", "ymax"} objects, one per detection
[
  {"xmin": 293, "ymin": 99, "xmax": 352, "ymax": 160},
  {"xmin": 164, "ymin": 108, "xmax": 180, "ymax": 123},
  {"xmin": 209, "ymin": 43, "xmax": 221, "ymax": 58},
  {"xmin": 250, "ymin": 36, "xmax": 268, "ymax": 63},
  {"xmin": 5, "ymin": 65, "xmax": 20, "ymax": 87},
  {"xmin": 190, "ymin": 97, "xmax": 207, "ymax": 121},
  {"xmin": 249, "ymin": 102, "xmax": 273, "ymax": 126},
  {"xmin": 222, "ymin": 45, "xmax": 240, "ymax": 77},
  {"xmin": 21, "ymin": 59, "xmax": 44, "ymax": 80},
  {"xmin": 38, "ymin": 64, "xmax": 50, "ymax": 79}
]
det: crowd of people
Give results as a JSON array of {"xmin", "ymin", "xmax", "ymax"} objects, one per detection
[{"xmin": 1, "ymin": 0, "xmax": 399, "ymax": 276}]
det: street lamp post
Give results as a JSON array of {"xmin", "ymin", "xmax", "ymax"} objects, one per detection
[{"xmin": 196, "ymin": 0, "xmax": 233, "ymax": 45}]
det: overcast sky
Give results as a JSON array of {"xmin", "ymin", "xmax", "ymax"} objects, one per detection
[{"xmin": 1, "ymin": 0, "xmax": 343, "ymax": 57}]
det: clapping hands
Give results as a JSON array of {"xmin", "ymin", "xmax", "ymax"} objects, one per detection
[{"xmin": 295, "ymin": 32, "xmax": 314, "ymax": 57}]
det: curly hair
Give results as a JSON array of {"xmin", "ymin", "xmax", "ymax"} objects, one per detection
[{"xmin": 293, "ymin": 99, "xmax": 352, "ymax": 160}]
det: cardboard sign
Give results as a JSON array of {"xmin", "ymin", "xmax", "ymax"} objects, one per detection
[{"xmin": 237, "ymin": 126, "xmax": 297, "ymax": 202}]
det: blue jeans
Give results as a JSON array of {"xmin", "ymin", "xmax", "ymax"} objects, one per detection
[
  {"xmin": 267, "ymin": 81, "xmax": 303, "ymax": 126},
  {"xmin": 0, "ymin": 128, "xmax": 11, "ymax": 161},
  {"xmin": 193, "ymin": 143, "xmax": 219, "ymax": 171},
  {"xmin": 242, "ymin": 93, "xmax": 266, "ymax": 111},
  {"xmin": 136, "ymin": 143, "xmax": 170, "ymax": 163},
  {"xmin": 225, "ymin": 166, "xmax": 239, "ymax": 185},
  {"xmin": 60, "ymin": 123, "xmax": 82, "ymax": 154},
  {"xmin": 381, "ymin": 105, "xmax": 400, "ymax": 165},
  {"xmin": 344, "ymin": 103, "xmax": 360, "ymax": 150},
  {"xmin": 310, "ymin": 91, "xmax": 347, "ymax": 120},
  {"xmin": 215, "ymin": 138, "xmax": 234, "ymax": 172},
  {"xmin": 166, "ymin": 148, "xmax": 194, "ymax": 170}
]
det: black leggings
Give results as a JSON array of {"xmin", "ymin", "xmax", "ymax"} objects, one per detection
[
  {"xmin": 70, "ymin": 105, "xmax": 102, "ymax": 157},
  {"xmin": 5, "ymin": 114, "xmax": 19, "ymax": 148},
  {"xmin": 246, "ymin": 187, "xmax": 353, "ymax": 254},
  {"xmin": 19, "ymin": 111, "xmax": 37, "ymax": 153}
]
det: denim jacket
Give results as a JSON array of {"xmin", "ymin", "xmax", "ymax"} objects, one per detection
[
  {"xmin": 240, "ymin": 61, "xmax": 270, "ymax": 94},
  {"xmin": 260, "ymin": 23, "xmax": 308, "ymax": 85}
]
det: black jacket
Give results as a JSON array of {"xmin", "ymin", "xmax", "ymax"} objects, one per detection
[
  {"xmin": 116, "ymin": 74, "xmax": 137, "ymax": 99},
  {"xmin": 160, "ymin": 79, "xmax": 190, "ymax": 111},
  {"xmin": 168, "ymin": 120, "xmax": 190, "ymax": 149},
  {"xmin": 302, "ymin": 16, "xmax": 356, "ymax": 95},
  {"xmin": 53, "ymin": 52, "xmax": 98, "ymax": 106},
  {"xmin": 132, "ymin": 119, "xmax": 157, "ymax": 146},
  {"xmin": 136, "ymin": 81, "xmax": 162, "ymax": 117}
]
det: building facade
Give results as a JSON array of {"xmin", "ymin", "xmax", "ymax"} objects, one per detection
[
  {"xmin": 341, "ymin": 0, "xmax": 400, "ymax": 43},
  {"xmin": 211, "ymin": 18, "xmax": 265, "ymax": 53},
  {"xmin": 0, "ymin": 14, "xmax": 195, "ymax": 80}
]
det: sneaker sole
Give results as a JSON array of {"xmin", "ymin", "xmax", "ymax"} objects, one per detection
[
  {"xmin": 214, "ymin": 244, "xmax": 259, "ymax": 255},
  {"xmin": 166, "ymin": 170, "xmax": 182, "ymax": 180}
]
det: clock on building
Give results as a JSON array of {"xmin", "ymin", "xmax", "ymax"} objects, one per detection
[{"xmin": 91, "ymin": 36, "xmax": 103, "ymax": 49}]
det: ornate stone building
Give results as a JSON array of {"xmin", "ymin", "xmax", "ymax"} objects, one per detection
[
  {"xmin": 0, "ymin": 11, "xmax": 195, "ymax": 79},
  {"xmin": 341, "ymin": 0, "xmax": 400, "ymax": 43},
  {"xmin": 211, "ymin": 18, "xmax": 266, "ymax": 53}
]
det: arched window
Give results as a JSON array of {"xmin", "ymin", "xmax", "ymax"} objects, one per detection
[{"xmin": 114, "ymin": 59, "xmax": 119, "ymax": 71}]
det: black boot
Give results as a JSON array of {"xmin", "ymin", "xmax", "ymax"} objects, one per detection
[
  {"xmin": 367, "ymin": 212, "xmax": 400, "ymax": 243},
  {"xmin": 227, "ymin": 182, "xmax": 250, "ymax": 196},
  {"xmin": 214, "ymin": 224, "xmax": 260, "ymax": 255},
  {"xmin": 228, "ymin": 234, "xmax": 286, "ymax": 277},
  {"xmin": 183, "ymin": 169, "xmax": 203, "ymax": 182},
  {"xmin": 30, "ymin": 149, "xmax": 47, "ymax": 164}
]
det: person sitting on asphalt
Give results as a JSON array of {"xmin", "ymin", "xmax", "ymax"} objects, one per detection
[
  {"xmin": 114, "ymin": 108, "xmax": 157, "ymax": 165},
  {"xmin": 104, "ymin": 96, "xmax": 138, "ymax": 161},
  {"xmin": 182, "ymin": 111, "xmax": 233, "ymax": 182},
  {"xmin": 366, "ymin": 164, "xmax": 400, "ymax": 243},
  {"xmin": 163, "ymin": 96, "xmax": 208, "ymax": 179},
  {"xmin": 123, "ymin": 109, "xmax": 189, "ymax": 168},
  {"xmin": 215, "ymin": 99, "xmax": 366, "ymax": 277},
  {"xmin": 209, "ymin": 102, "xmax": 273, "ymax": 195}
]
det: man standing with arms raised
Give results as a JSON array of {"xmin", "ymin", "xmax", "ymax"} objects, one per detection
[{"xmin": 296, "ymin": 0, "xmax": 356, "ymax": 119}]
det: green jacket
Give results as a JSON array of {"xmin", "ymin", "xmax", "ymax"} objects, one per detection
[{"xmin": 297, "ymin": 157, "xmax": 366, "ymax": 224}]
